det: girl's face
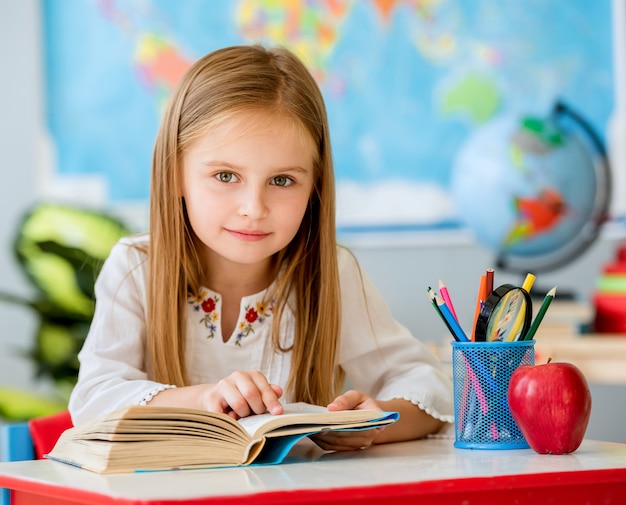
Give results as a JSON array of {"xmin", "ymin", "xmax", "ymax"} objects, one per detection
[{"xmin": 182, "ymin": 111, "xmax": 316, "ymax": 275}]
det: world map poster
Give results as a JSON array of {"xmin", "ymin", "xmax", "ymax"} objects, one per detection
[{"xmin": 42, "ymin": 0, "xmax": 614, "ymax": 237}]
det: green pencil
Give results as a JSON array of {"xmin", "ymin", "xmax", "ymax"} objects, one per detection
[{"xmin": 523, "ymin": 286, "xmax": 557, "ymax": 341}]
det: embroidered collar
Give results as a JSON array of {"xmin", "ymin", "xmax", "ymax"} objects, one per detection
[{"xmin": 188, "ymin": 288, "xmax": 275, "ymax": 347}]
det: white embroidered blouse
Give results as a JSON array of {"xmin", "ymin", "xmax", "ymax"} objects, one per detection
[{"xmin": 68, "ymin": 234, "xmax": 454, "ymax": 426}]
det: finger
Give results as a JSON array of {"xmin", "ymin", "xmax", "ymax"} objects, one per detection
[
  {"xmin": 226, "ymin": 371, "xmax": 280, "ymax": 416},
  {"xmin": 216, "ymin": 377, "xmax": 253, "ymax": 419},
  {"xmin": 210, "ymin": 372, "xmax": 283, "ymax": 418},
  {"xmin": 223, "ymin": 371, "xmax": 271, "ymax": 417},
  {"xmin": 270, "ymin": 383, "xmax": 284, "ymax": 398},
  {"xmin": 248, "ymin": 371, "xmax": 283, "ymax": 415},
  {"xmin": 267, "ymin": 384, "xmax": 284, "ymax": 414},
  {"xmin": 327, "ymin": 390, "xmax": 366, "ymax": 411},
  {"xmin": 225, "ymin": 408, "xmax": 240, "ymax": 421}
]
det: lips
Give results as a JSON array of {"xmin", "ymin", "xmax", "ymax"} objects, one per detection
[{"xmin": 226, "ymin": 229, "xmax": 270, "ymax": 241}]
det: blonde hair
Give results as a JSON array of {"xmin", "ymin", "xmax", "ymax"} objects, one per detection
[{"xmin": 148, "ymin": 45, "xmax": 343, "ymax": 405}]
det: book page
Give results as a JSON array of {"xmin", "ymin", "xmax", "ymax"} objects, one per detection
[
  {"xmin": 237, "ymin": 403, "xmax": 328, "ymax": 435},
  {"xmin": 237, "ymin": 403, "xmax": 395, "ymax": 438}
]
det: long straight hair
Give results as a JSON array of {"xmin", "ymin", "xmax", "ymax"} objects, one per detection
[{"xmin": 148, "ymin": 45, "xmax": 343, "ymax": 405}]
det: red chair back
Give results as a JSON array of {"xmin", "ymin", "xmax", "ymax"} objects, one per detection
[{"xmin": 28, "ymin": 410, "xmax": 73, "ymax": 459}]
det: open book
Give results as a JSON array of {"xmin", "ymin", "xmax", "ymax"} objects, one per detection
[{"xmin": 46, "ymin": 403, "xmax": 399, "ymax": 473}]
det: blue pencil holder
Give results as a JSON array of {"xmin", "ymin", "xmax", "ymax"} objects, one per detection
[{"xmin": 451, "ymin": 340, "xmax": 535, "ymax": 450}]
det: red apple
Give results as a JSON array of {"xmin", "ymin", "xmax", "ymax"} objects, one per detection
[{"xmin": 507, "ymin": 359, "xmax": 592, "ymax": 454}]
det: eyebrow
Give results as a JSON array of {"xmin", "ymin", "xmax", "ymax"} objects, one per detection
[{"xmin": 203, "ymin": 161, "xmax": 310, "ymax": 174}]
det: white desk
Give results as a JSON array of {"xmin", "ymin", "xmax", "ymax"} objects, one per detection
[{"xmin": 0, "ymin": 438, "xmax": 625, "ymax": 504}]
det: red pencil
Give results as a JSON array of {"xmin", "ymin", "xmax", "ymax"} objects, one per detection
[
  {"xmin": 471, "ymin": 274, "xmax": 487, "ymax": 342},
  {"xmin": 438, "ymin": 279, "xmax": 458, "ymax": 321},
  {"xmin": 485, "ymin": 268, "xmax": 494, "ymax": 297}
]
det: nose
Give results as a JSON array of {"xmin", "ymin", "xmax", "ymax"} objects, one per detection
[{"xmin": 238, "ymin": 184, "xmax": 268, "ymax": 219}]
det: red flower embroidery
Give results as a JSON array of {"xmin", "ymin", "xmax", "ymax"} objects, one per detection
[
  {"xmin": 190, "ymin": 292, "xmax": 273, "ymax": 346},
  {"xmin": 202, "ymin": 298, "xmax": 216, "ymax": 313},
  {"xmin": 245, "ymin": 307, "xmax": 258, "ymax": 323},
  {"xmin": 189, "ymin": 291, "xmax": 220, "ymax": 339},
  {"xmin": 235, "ymin": 301, "xmax": 274, "ymax": 346}
]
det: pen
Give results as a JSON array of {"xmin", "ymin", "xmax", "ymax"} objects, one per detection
[
  {"xmin": 523, "ymin": 286, "xmax": 557, "ymax": 341},
  {"xmin": 438, "ymin": 279, "xmax": 458, "ymax": 321}
]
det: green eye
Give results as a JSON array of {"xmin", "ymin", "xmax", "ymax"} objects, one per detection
[
  {"xmin": 217, "ymin": 172, "xmax": 237, "ymax": 183},
  {"xmin": 271, "ymin": 175, "xmax": 292, "ymax": 187}
]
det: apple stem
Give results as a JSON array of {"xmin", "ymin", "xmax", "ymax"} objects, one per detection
[{"xmin": 547, "ymin": 357, "xmax": 552, "ymax": 364}]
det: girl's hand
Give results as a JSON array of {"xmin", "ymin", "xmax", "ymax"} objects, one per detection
[
  {"xmin": 201, "ymin": 370, "xmax": 284, "ymax": 420},
  {"xmin": 326, "ymin": 389, "xmax": 381, "ymax": 412},
  {"xmin": 309, "ymin": 390, "xmax": 384, "ymax": 452}
]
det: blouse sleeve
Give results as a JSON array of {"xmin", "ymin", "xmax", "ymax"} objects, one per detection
[
  {"xmin": 68, "ymin": 236, "xmax": 174, "ymax": 425},
  {"xmin": 337, "ymin": 248, "xmax": 454, "ymax": 423}
]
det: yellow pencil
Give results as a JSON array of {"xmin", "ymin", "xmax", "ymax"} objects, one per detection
[{"xmin": 522, "ymin": 273, "xmax": 536, "ymax": 293}]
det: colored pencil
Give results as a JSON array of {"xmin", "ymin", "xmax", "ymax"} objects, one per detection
[
  {"xmin": 438, "ymin": 279, "xmax": 458, "ymax": 321},
  {"xmin": 427, "ymin": 288, "xmax": 456, "ymax": 339},
  {"xmin": 522, "ymin": 272, "xmax": 536, "ymax": 293},
  {"xmin": 523, "ymin": 286, "xmax": 557, "ymax": 341},
  {"xmin": 471, "ymin": 274, "xmax": 487, "ymax": 342},
  {"xmin": 485, "ymin": 268, "xmax": 494, "ymax": 297},
  {"xmin": 435, "ymin": 293, "xmax": 469, "ymax": 342}
]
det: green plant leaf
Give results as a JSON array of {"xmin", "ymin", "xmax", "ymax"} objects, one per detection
[
  {"xmin": 27, "ymin": 320, "xmax": 87, "ymax": 388},
  {"xmin": 0, "ymin": 202, "xmax": 133, "ymax": 394},
  {"xmin": 36, "ymin": 240, "xmax": 100, "ymax": 298},
  {"xmin": 13, "ymin": 203, "xmax": 131, "ymax": 315},
  {"xmin": 0, "ymin": 387, "xmax": 66, "ymax": 422}
]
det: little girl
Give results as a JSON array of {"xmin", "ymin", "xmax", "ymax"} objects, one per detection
[{"xmin": 69, "ymin": 45, "xmax": 453, "ymax": 451}]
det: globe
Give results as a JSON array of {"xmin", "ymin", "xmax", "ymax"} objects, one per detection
[{"xmin": 451, "ymin": 101, "xmax": 611, "ymax": 273}]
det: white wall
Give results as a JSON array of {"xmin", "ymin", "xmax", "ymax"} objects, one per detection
[
  {"xmin": 1, "ymin": 1, "xmax": 624, "ymax": 442},
  {"xmin": 0, "ymin": 1, "xmax": 44, "ymax": 393}
]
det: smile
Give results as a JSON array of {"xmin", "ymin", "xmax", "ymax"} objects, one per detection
[{"xmin": 226, "ymin": 229, "xmax": 271, "ymax": 242}]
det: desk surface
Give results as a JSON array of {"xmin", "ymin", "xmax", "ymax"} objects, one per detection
[{"xmin": 1, "ymin": 438, "xmax": 626, "ymax": 504}]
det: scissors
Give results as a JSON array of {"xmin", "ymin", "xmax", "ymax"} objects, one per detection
[{"xmin": 474, "ymin": 284, "xmax": 533, "ymax": 342}]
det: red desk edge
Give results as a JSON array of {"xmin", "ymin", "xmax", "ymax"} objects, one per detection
[{"xmin": 1, "ymin": 466, "xmax": 626, "ymax": 505}]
